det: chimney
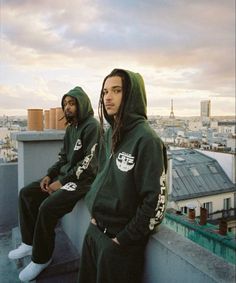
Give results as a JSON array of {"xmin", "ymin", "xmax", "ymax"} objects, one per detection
[
  {"xmin": 219, "ymin": 219, "xmax": 228, "ymax": 236},
  {"xmin": 186, "ymin": 203, "xmax": 196, "ymax": 221},
  {"xmin": 55, "ymin": 107, "xmax": 66, "ymax": 130},
  {"xmin": 27, "ymin": 109, "xmax": 43, "ymax": 131},
  {"xmin": 49, "ymin": 108, "xmax": 56, "ymax": 129},
  {"xmin": 199, "ymin": 207, "xmax": 207, "ymax": 225},
  {"xmin": 44, "ymin": 110, "xmax": 50, "ymax": 129}
]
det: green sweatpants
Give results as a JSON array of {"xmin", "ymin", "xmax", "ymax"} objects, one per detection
[
  {"xmin": 19, "ymin": 181, "xmax": 85, "ymax": 264},
  {"xmin": 78, "ymin": 223, "xmax": 145, "ymax": 283}
]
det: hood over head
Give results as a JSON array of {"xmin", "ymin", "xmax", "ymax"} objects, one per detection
[
  {"xmin": 103, "ymin": 69, "xmax": 147, "ymax": 131},
  {"xmin": 61, "ymin": 86, "xmax": 94, "ymax": 124}
]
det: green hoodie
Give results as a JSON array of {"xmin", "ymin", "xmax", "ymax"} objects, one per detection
[
  {"xmin": 47, "ymin": 86, "xmax": 100, "ymax": 194},
  {"xmin": 86, "ymin": 69, "xmax": 167, "ymax": 246}
]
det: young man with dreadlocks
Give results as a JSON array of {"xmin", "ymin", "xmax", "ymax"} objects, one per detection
[
  {"xmin": 8, "ymin": 86, "xmax": 100, "ymax": 282},
  {"xmin": 78, "ymin": 69, "xmax": 168, "ymax": 283}
]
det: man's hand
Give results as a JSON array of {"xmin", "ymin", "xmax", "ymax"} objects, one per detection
[
  {"xmin": 40, "ymin": 176, "xmax": 51, "ymax": 192},
  {"xmin": 47, "ymin": 180, "xmax": 62, "ymax": 194},
  {"xmin": 91, "ymin": 219, "xmax": 120, "ymax": 245},
  {"xmin": 90, "ymin": 218, "xmax": 97, "ymax": 225},
  {"xmin": 112, "ymin": 237, "xmax": 120, "ymax": 245}
]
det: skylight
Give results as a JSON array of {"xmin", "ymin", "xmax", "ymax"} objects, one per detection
[
  {"xmin": 175, "ymin": 156, "xmax": 185, "ymax": 162},
  {"xmin": 190, "ymin": 167, "xmax": 200, "ymax": 176},
  {"xmin": 208, "ymin": 165, "xmax": 218, "ymax": 173}
]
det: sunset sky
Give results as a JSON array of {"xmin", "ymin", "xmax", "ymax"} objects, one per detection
[{"xmin": 0, "ymin": 0, "xmax": 235, "ymax": 117}]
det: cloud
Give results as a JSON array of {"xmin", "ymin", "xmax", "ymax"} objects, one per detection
[
  {"xmin": 0, "ymin": 79, "xmax": 59, "ymax": 109},
  {"xmin": 0, "ymin": 0, "xmax": 235, "ymax": 116}
]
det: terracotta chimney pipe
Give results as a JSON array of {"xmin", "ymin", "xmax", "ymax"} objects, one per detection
[{"xmin": 27, "ymin": 109, "xmax": 43, "ymax": 131}]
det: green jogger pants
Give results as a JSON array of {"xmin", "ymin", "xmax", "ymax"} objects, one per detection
[
  {"xmin": 19, "ymin": 181, "xmax": 85, "ymax": 263},
  {"xmin": 78, "ymin": 223, "xmax": 145, "ymax": 283}
]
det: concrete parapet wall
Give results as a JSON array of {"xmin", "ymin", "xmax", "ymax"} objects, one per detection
[
  {"xmin": 164, "ymin": 212, "xmax": 236, "ymax": 265},
  {"xmin": 61, "ymin": 199, "xmax": 90, "ymax": 254},
  {"xmin": 11, "ymin": 131, "xmax": 65, "ymax": 189},
  {"xmin": 61, "ymin": 200, "xmax": 236, "ymax": 283},
  {"xmin": 144, "ymin": 225, "xmax": 235, "ymax": 283},
  {"xmin": 0, "ymin": 163, "xmax": 18, "ymax": 233}
]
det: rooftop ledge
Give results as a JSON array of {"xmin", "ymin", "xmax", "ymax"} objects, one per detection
[
  {"xmin": 146, "ymin": 224, "xmax": 235, "ymax": 283},
  {"xmin": 164, "ymin": 210, "xmax": 236, "ymax": 264},
  {"xmin": 11, "ymin": 130, "xmax": 65, "ymax": 142}
]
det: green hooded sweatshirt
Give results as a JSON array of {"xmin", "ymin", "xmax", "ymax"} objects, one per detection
[
  {"xmin": 47, "ymin": 86, "xmax": 100, "ymax": 194},
  {"xmin": 86, "ymin": 69, "xmax": 167, "ymax": 246}
]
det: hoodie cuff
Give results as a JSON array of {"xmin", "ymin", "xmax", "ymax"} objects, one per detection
[
  {"xmin": 47, "ymin": 169, "xmax": 58, "ymax": 180},
  {"xmin": 58, "ymin": 176, "xmax": 68, "ymax": 186}
]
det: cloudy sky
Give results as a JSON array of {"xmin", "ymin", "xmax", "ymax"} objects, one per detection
[{"xmin": 0, "ymin": 0, "xmax": 235, "ymax": 117}]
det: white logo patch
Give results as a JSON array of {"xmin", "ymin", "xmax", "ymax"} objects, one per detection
[
  {"xmin": 116, "ymin": 152, "xmax": 135, "ymax": 172},
  {"xmin": 76, "ymin": 143, "xmax": 97, "ymax": 179},
  {"xmin": 74, "ymin": 139, "xmax": 82, "ymax": 150},
  {"xmin": 61, "ymin": 182, "xmax": 77, "ymax": 191},
  {"xmin": 149, "ymin": 170, "xmax": 167, "ymax": 230}
]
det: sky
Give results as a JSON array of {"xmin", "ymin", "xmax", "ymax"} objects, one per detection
[{"xmin": 0, "ymin": 0, "xmax": 235, "ymax": 117}]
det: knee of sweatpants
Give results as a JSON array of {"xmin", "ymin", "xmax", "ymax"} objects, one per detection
[
  {"xmin": 19, "ymin": 186, "xmax": 30, "ymax": 200},
  {"xmin": 38, "ymin": 197, "xmax": 52, "ymax": 217}
]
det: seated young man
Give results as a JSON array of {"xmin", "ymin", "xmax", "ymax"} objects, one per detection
[{"xmin": 8, "ymin": 86, "xmax": 100, "ymax": 282}]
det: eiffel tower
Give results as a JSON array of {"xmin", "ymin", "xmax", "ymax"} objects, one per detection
[{"xmin": 169, "ymin": 99, "xmax": 175, "ymax": 119}]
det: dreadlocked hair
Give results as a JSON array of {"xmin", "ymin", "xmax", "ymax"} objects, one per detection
[{"xmin": 98, "ymin": 70, "xmax": 130, "ymax": 154}]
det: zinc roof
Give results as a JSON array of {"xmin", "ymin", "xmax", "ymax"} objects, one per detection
[{"xmin": 169, "ymin": 149, "xmax": 235, "ymax": 201}]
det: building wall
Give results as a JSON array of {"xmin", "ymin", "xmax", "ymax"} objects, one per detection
[
  {"xmin": 176, "ymin": 192, "xmax": 235, "ymax": 216},
  {"xmin": 0, "ymin": 128, "xmax": 9, "ymax": 140},
  {"xmin": 210, "ymin": 120, "xmax": 218, "ymax": 130},
  {"xmin": 188, "ymin": 121, "xmax": 202, "ymax": 131},
  {"xmin": 227, "ymin": 137, "xmax": 236, "ymax": 152},
  {"xmin": 218, "ymin": 125, "xmax": 235, "ymax": 134}
]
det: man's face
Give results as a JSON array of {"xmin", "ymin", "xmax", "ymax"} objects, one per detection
[
  {"xmin": 63, "ymin": 96, "xmax": 77, "ymax": 122},
  {"xmin": 103, "ymin": 76, "xmax": 123, "ymax": 117}
]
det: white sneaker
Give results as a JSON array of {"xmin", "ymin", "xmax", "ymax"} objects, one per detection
[
  {"xmin": 19, "ymin": 259, "xmax": 52, "ymax": 282},
  {"xmin": 8, "ymin": 243, "xmax": 32, "ymax": 260}
]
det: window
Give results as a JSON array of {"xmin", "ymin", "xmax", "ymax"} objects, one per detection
[
  {"xmin": 181, "ymin": 206, "xmax": 188, "ymax": 214},
  {"xmin": 203, "ymin": 202, "xmax": 213, "ymax": 218},
  {"xmin": 223, "ymin": 198, "xmax": 231, "ymax": 210},
  {"xmin": 223, "ymin": 198, "xmax": 232, "ymax": 217}
]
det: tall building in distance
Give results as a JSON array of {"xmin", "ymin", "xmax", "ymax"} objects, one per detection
[{"xmin": 201, "ymin": 100, "xmax": 211, "ymax": 119}]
